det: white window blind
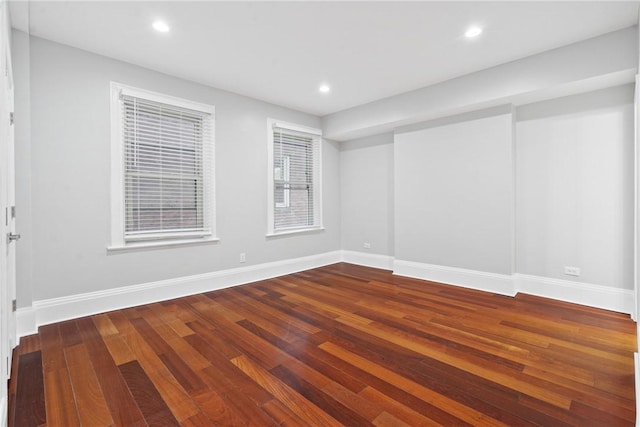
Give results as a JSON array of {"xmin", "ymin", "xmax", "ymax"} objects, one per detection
[
  {"xmin": 120, "ymin": 92, "xmax": 214, "ymax": 241},
  {"xmin": 271, "ymin": 123, "xmax": 321, "ymax": 232},
  {"xmin": 275, "ymin": 155, "xmax": 291, "ymax": 208}
]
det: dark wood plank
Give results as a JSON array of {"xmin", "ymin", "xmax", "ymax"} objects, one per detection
[
  {"xmin": 39, "ymin": 323, "xmax": 66, "ymax": 373},
  {"xmin": 64, "ymin": 344, "xmax": 114, "ymax": 426},
  {"xmin": 183, "ymin": 333, "xmax": 275, "ymax": 406},
  {"xmin": 58, "ymin": 320, "xmax": 82, "ymax": 348},
  {"xmin": 13, "ymin": 351, "xmax": 46, "ymax": 427},
  {"xmin": 44, "ymin": 366, "xmax": 81, "ymax": 426},
  {"xmin": 109, "ymin": 312, "xmax": 200, "ymax": 422},
  {"xmin": 230, "ymin": 354, "xmax": 342, "ymax": 426},
  {"xmin": 118, "ymin": 360, "xmax": 180, "ymax": 426},
  {"xmin": 129, "ymin": 317, "xmax": 207, "ymax": 393},
  {"xmin": 270, "ymin": 364, "xmax": 376, "ymax": 426},
  {"xmin": 74, "ymin": 316, "xmax": 147, "ymax": 426},
  {"xmin": 7, "ymin": 347, "xmax": 19, "ymax": 427},
  {"xmin": 16, "ymin": 334, "xmax": 41, "ymax": 355},
  {"xmin": 190, "ymin": 389, "xmax": 249, "ymax": 426}
]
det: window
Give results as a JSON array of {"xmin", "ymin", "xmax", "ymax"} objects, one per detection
[
  {"xmin": 267, "ymin": 119, "xmax": 322, "ymax": 235},
  {"xmin": 110, "ymin": 83, "xmax": 216, "ymax": 249},
  {"xmin": 274, "ymin": 155, "xmax": 291, "ymax": 208}
]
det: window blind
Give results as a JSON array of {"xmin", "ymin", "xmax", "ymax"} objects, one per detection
[
  {"xmin": 272, "ymin": 125, "xmax": 321, "ymax": 231},
  {"xmin": 121, "ymin": 94, "xmax": 213, "ymax": 241}
]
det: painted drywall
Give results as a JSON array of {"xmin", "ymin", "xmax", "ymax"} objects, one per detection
[
  {"xmin": 340, "ymin": 133, "xmax": 394, "ymax": 256},
  {"xmin": 11, "ymin": 30, "xmax": 32, "ymax": 309},
  {"xmin": 394, "ymin": 113, "xmax": 514, "ymax": 275},
  {"xmin": 323, "ymin": 26, "xmax": 637, "ymax": 141},
  {"xmin": 10, "ymin": 26, "xmax": 638, "ymax": 315},
  {"xmin": 516, "ymin": 84, "xmax": 634, "ymax": 289},
  {"xmin": 16, "ymin": 33, "xmax": 340, "ymax": 303}
]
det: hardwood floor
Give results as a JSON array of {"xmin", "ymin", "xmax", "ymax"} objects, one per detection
[{"xmin": 8, "ymin": 263, "xmax": 637, "ymax": 426}]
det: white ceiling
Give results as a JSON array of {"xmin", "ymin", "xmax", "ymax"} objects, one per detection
[{"xmin": 10, "ymin": 1, "xmax": 640, "ymax": 116}]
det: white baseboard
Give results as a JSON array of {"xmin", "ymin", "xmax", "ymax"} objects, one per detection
[
  {"xmin": 392, "ymin": 259, "xmax": 634, "ymax": 315},
  {"xmin": 515, "ymin": 274, "xmax": 634, "ymax": 314},
  {"xmin": 393, "ymin": 259, "xmax": 516, "ymax": 296},
  {"xmin": 342, "ymin": 250, "xmax": 393, "ymax": 270},
  {"xmin": 17, "ymin": 250, "xmax": 342, "ymax": 339}
]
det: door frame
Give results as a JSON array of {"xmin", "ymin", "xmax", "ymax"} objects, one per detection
[{"xmin": 0, "ymin": 0, "xmax": 16, "ymax": 424}]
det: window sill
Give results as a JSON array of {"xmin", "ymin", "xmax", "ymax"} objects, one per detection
[
  {"xmin": 107, "ymin": 236, "xmax": 220, "ymax": 253},
  {"xmin": 266, "ymin": 227, "xmax": 325, "ymax": 238}
]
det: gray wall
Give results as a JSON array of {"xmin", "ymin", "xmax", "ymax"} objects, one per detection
[
  {"xmin": 516, "ymin": 85, "xmax": 634, "ymax": 289},
  {"xmin": 15, "ymin": 32, "xmax": 341, "ymax": 305},
  {"xmin": 394, "ymin": 113, "xmax": 515, "ymax": 275},
  {"xmin": 340, "ymin": 133, "xmax": 394, "ymax": 256},
  {"xmin": 12, "ymin": 30, "xmax": 636, "ymax": 307},
  {"xmin": 346, "ymin": 85, "xmax": 633, "ymax": 290}
]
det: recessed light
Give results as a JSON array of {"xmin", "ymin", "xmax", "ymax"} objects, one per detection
[
  {"xmin": 465, "ymin": 26, "xmax": 483, "ymax": 38},
  {"xmin": 152, "ymin": 20, "xmax": 170, "ymax": 33},
  {"xmin": 319, "ymin": 84, "xmax": 330, "ymax": 93}
]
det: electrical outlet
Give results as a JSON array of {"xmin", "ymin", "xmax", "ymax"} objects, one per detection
[
  {"xmin": 240, "ymin": 253, "xmax": 246, "ymax": 263},
  {"xmin": 363, "ymin": 242, "xmax": 371, "ymax": 249},
  {"xmin": 564, "ymin": 266, "xmax": 580, "ymax": 277}
]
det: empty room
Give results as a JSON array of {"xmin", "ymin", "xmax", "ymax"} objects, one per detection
[{"xmin": 1, "ymin": 1, "xmax": 639, "ymax": 426}]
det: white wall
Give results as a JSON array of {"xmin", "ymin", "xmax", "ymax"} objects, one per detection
[
  {"xmin": 340, "ymin": 133, "xmax": 394, "ymax": 256},
  {"xmin": 15, "ymin": 33, "xmax": 341, "ymax": 305},
  {"xmin": 394, "ymin": 112, "xmax": 515, "ymax": 275},
  {"xmin": 516, "ymin": 85, "xmax": 634, "ymax": 289}
]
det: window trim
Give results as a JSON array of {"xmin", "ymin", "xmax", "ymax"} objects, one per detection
[
  {"xmin": 266, "ymin": 118, "xmax": 323, "ymax": 236},
  {"xmin": 109, "ymin": 82, "xmax": 217, "ymax": 250}
]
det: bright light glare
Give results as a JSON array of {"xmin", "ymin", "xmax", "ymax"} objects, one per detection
[
  {"xmin": 319, "ymin": 84, "xmax": 331, "ymax": 93},
  {"xmin": 465, "ymin": 26, "xmax": 483, "ymax": 38},
  {"xmin": 153, "ymin": 21, "xmax": 170, "ymax": 33}
]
